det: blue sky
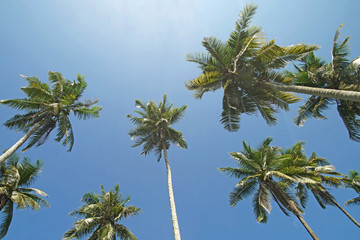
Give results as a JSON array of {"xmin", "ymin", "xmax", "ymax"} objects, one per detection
[{"xmin": 1, "ymin": 0, "xmax": 360, "ymax": 239}]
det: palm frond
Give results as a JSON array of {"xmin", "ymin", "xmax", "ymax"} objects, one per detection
[
  {"xmin": 337, "ymin": 100, "xmax": 360, "ymax": 141},
  {"xmin": 294, "ymin": 96, "xmax": 331, "ymax": 126},
  {"xmin": 345, "ymin": 196, "xmax": 360, "ymax": 206},
  {"xmin": 22, "ymin": 119, "xmax": 56, "ymax": 152},
  {"xmin": 115, "ymin": 224, "xmax": 138, "ymax": 240},
  {"xmin": 0, "ymin": 201, "xmax": 13, "ymax": 239},
  {"xmin": 252, "ymin": 187, "xmax": 269, "ymax": 223},
  {"xmin": 73, "ymin": 105, "xmax": 102, "ymax": 120},
  {"xmin": 229, "ymin": 179, "xmax": 257, "ymax": 206}
]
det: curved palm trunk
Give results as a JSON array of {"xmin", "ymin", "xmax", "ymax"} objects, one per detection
[
  {"xmin": 266, "ymin": 180, "xmax": 319, "ymax": 240},
  {"xmin": 0, "ymin": 122, "xmax": 43, "ymax": 164},
  {"xmin": 263, "ymin": 82, "xmax": 360, "ymax": 102},
  {"xmin": 162, "ymin": 146, "xmax": 181, "ymax": 240},
  {"xmin": 330, "ymin": 198, "xmax": 360, "ymax": 228}
]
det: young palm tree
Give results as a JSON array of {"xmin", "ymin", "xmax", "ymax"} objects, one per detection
[
  {"xmin": 0, "ymin": 152, "xmax": 49, "ymax": 238},
  {"xmin": 286, "ymin": 25, "xmax": 360, "ymax": 141},
  {"xmin": 282, "ymin": 142, "xmax": 360, "ymax": 228},
  {"xmin": 127, "ymin": 94, "xmax": 187, "ymax": 240},
  {"xmin": 219, "ymin": 138, "xmax": 320, "ymax": 240},
  {"xmin": 0, "ymin": 71, "xmax": 102, "ymax": 163},
  {"xmin": 186, "ymin": 3, "xmax": 360, "ymax": 131},
  {"xmin": 63, "ymin": 184, "xmax": 140, "ymax": 240},
  {"xmin": 342, "ymin": 170, "xmax": 360, "ymax": 206}
]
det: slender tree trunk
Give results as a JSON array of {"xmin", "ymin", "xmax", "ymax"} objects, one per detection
[
  {"xmin": 0, "ymin": 122, "xmax": 43, "ymax": 164},
  {"xmin": 292, "ymin": 210, "xmax": 320, "ymax": 240},
  {"xmin": 162, "ymin": 145, "xmax": 181, "ymax": 240},
  {"xmin": 263, "ymin": 82, "xmax": 360, "ymax": 102},
  {"xmin": 331, "ymin": 198, "xmax": 360, "ymax": 228}
]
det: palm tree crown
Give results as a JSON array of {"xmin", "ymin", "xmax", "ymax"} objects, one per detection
[
  {"xmin": 63, "ymin": 184, "xmax": 141, "ymax": 240},
  {"xmin": 287, "ymin": 24, "xmax": 360, "ymax": 141},
  {"xmin": 185, "ymin": 3, "xmax": 317, "ymax": 131},
  {"xmin": 219, "ymin": 138, "xmax": 320, "ymax": 239},
  {"xmin": 0, "ymin": 152, "xmax": 49, "ymax": 239},
  {"xmin": 0, "ymin": 71, "xmax": 102, "ymax": 163},
  {"xmin": 280, "ymin": 142, "xmax": 360, "ymax": 228},
  {"xmin": 127, "ymin": 94, "xmax": 187, "ymax": 160}
]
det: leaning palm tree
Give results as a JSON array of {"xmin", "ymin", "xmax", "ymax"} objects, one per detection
[
  {"xmin": 282, "ymin": 142, "xmax": 360, "ymax": 228},
  {"xmin": 63, "ymin": 184, "xmax": 140, "ymax": 240},
  {"xmin": 219, "ymin": 138, "xmax": 320, "ymax": 240},
  {"xmin": 0, "ymin": 152, "xmax": 49, "ymax": 239},
  {"xmin": 127, "ymin": 94, "xmax": 187, "ymax": 240},
  {"xmin": 342, "ymin": 170, "xmax": 360, "ymax": 206},
  {"xmin": 186, "ymin": 3, "xmax": 360, "ymax": 131},
  {"xmin": 286, "ymin": 24, "xmax": 360, "ymax": 141},
  {"xmin": 0, "ymin": 71, "xmax": 102, "ymax": 163}
]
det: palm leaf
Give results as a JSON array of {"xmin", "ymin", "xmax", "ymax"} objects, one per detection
[
  {"xmin": 0, "ymin": 201, "xmax": 13, "ymax": 239},
  {"xmin": 337, "ymin": 100, "xmax": 360, "ymax": 141},
  {"xmin": 345, "ymin": 196, "xmax": 360, "ymax": 206},
  {"xmin": 229, "ymin": 179, "xmax": 257, "ymax": 206}
]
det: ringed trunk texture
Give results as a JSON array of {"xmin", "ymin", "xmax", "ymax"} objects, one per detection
[
  {"xmin": 0, "ymin": 122, "xmax": 43, "ymax": 164},
  {"xmin": 162, "ymin": 146, "xmax": 181, "ymax": 240},
  {"xmin": 263, "ymin": 82, "xmax": 360, "ymax": 102},
  {"xmin": 331, "ymin": 199, "xmax": 360, "ymax": 228}
]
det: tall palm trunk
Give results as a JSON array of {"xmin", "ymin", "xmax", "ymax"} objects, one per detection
[
  {"xmin": 292, "ymin": 210, "xmax": 319, "ymax": 240},
  {"xmin": 262, "ymin": 82, "xmax": 360, "ymax": 102},
  {"xmin": 327, "ymin": 195, "xmax": 360, "ymax": 228},
  {"xmin": 0, "ymin": 122, "xmax": 43, "ymax": 164},
  {"xmin": 266, "ymin": 179, "xmax": 319, "ymax": 240},
  {"xmin": 162, "ymin": 145, "xmax": 181, "ymax": 240}
]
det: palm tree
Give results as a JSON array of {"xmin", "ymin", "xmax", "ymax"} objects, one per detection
[
  {"xmin": 0, "ymin": 71, "xmax": 102, "ymax": 163},
  {"xmin": 186, "ymin": 3, "xmax": 360, "ymax": 131},
  {"xmin": 127, "ymin": 94, "xmax": 187, "ymax": 240},
  {"xmin": 0, "ymin": 152, "xmax": 49, "ymax": 238},
  {"xmin": 342, "ymin": 170, "xmax": 360, "ymax": 206},
  {"xmin": 286, "ymin": 24, "xmax": 360, "ymax": 141},
  {"xmin": 219, "ymin": 138, "xmax": 320, "ymax": 240},
  {"xmin": 63, "ymin": 184, "xmax": 140, "ymax": 240},
  {"xmin": 282, "ymin": 142, "xmax": 360, "ymax": 228}
]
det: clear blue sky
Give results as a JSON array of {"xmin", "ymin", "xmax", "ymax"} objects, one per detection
[{"xmin": 1, "ymin": 0, "xmax": 360, "ymax": 239}]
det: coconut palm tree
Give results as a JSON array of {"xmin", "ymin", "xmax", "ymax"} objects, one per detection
[
  {"xmin": 0, "ymin": 152, "xmax": 49, "ymax": 239},
  {"xmin": 282, "ymin": 142, "xmax": 360, "ymax": 228},
  {"xmin": 0, "ymin": 71, "xmax": 102, "ymax": 163},
  {"xmin": 63, "ymin": 184, "xmax": 140, "ymax": 240},
  {"xmin": 186, "ymin": 3, "xmax": 360, "ymax": 131},
  {"xmin": 127, "ymin": 94, "xmax": 187, "ymax": 240},
  {"xmin": 286, "ymin": 24, "xmax": 360, "ymax": 141},
  {"xmin": 342, "ymin": 170, "xmax": 360, "ymax": 206},
  {"xmin": 219, "ymin": 138, "xmax": 320, "ymax": 240}
]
